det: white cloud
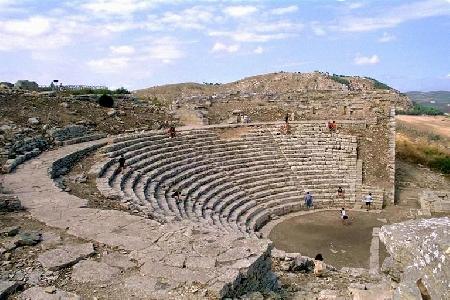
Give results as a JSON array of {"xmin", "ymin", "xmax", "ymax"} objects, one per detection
[
  {"xmin": 338, "ymin": 0, "xmax": 450, "ymax": 32},
  {"xmin": 155, "ymin": 6, "xmax": 215, "ymax": 30},
  {"xmin": 447, "ymin": 73, "xmax": 450, "ymax": 78},
  {"xmin": 271, "ymin": 5, "xmax": 298, "ymax": 15},
  {"xmin": 145, "ymin": 37, "xmax": 184, "ymax": 63},
  {"xmin": 110, "ymin": 45, "xmax": 135, "ymax": 55},
  {"xmin": 211, "ymin": 42, "xmax": 240, "ymax": 53},
  {"xmin": 253, "ymin": 46, "xmax": 264, "ymax": 54},
  {"xmin": 348, "ymin": 2, "xmax": 364, "ymax": 10},
  {"xmin": 209, "ymin": 31, "xmax": 293, "ymax": 43},
  {"xmin": 223, "ymin": 5, "xmax": 258, "ymax": 18},
  {"xmin": 354, "ymin": 54, "xmax": 380, "ymax": 65},
  {"xmin": 311, "ymin": 22, "xmax": 326, "ymax": 36},
  {"xmin": 378, "ymin": 32, "xmax": 396, "ymax": 43},
  {"xmin": 1, "ymin": 16, "xmax": 51, "ymax": 36},
  {"xmin": 87, "ymin": 57, "xmax": 130, "ymax": 73},
  {"xmin": 80, "ymin": 0, "xmax": 152, "ymax": 16}
]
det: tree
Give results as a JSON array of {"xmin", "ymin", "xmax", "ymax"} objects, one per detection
[{"xmin": 98, "ymin": 94, "xmax": 114, "ymax": 108}]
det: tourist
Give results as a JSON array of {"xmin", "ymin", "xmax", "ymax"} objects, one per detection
[
  {"xmin": 172, "ymin": 189, "xmax": 182, "ymax": 204},
  {"xmin": 341, "ymin": 208, "xmax": 349, "ymax": 225},
  {"xmin": 337, "ymin": 186, "xmax": 345, "ymax": 199},
  {"xmin": 364, "ymin": 192, "xmax": 373, "ymax": 211},
  {"xmin": 314, "ymin": 254, "xmax": 326, "ymax": 277},
  {"xmin": 168, "ymin": 126, "xmax": 176, "ymax": 138},
  {"xmin": 304, "ymin": 191, "xmax": 313, "ymax": 209},
  {"xmin": 285, "ymin": 113, "xmax": 289, "ymax": 123},
  {"xmin": 117, "ymin": 155, "xmax": 125, "ymax": 173}
]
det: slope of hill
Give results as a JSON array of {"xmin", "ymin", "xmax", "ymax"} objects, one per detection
[
  {"xmin": 406, "ymin": 91, "xmax": 450, "ymax": 113},
  {"xmin": 135, "ymin": 72, "xmax": 395, "ymax": 102}
]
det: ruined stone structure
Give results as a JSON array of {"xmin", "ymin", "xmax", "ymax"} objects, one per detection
[{"xmin": 380, "ymin": 217, "xmax": 450, "ymax": 300}]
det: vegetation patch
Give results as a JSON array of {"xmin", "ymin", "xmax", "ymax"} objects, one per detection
[
  {"xmin": 396, "ymin": 133, "xmax": 450, "ymax": 174},
  {"xmin": 364, "ymin": 77, "xmax": 392, "ymax": 90},
  {"xmin": 330, "ymin": 74, "xmax": 350, "ymax": 86},
  {"xmin": 397, "ymin": 102, "xmax": 444, "ymax": 116}
]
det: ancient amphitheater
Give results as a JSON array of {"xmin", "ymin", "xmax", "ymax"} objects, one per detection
[{"xmin": 1, "ymin": 73, "xmax": 449, "ymax": 299}]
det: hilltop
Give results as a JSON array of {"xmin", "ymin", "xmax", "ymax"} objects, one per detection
[{"xmin": 135, "ymin": 71, "xmax": 397, "ymax": 103}]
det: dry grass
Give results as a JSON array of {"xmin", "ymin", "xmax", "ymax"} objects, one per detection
[{"xmin": 396, "ymin": 133, "xmax": 450, "ymax": 174}]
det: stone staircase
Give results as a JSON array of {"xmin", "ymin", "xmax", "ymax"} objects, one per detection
[{"xmin": 93, "ymin": 124, "xmax": 360, "ymax": 234}]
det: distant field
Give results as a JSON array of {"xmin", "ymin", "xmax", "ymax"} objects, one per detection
[{"xmin": 396, "ymin": 115, "xmax": 450, "ymax": 139}]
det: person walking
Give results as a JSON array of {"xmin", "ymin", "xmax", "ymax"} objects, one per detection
[
  {"xmin": 364, "ymin": 192, "xmax": 373, "ymax": 211},
  {"xmin": 117, "ymin": 155, "xmax": 125, "ymax": 173},
  {"xmin": 304, "ymin": 191, "xmax": 314, "ymax": 209},
  {"xmin": 340, "ymin": 207, "xmax": 349, "ymax": 225}
]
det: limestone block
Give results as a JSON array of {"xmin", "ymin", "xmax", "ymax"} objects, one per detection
[{"xmin": 38, "ymin": 243, "xmax": 95, "ymax": 270}]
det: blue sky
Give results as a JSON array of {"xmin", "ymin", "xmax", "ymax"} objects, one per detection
[{"xmin": 0, "ymin": 0, "xmax": 449, "ymax": 91}]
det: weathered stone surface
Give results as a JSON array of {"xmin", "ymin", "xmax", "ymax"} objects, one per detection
[
  {"xmin": 18, "ymin": 286, "xmax": 80, "ymax": 300},
  {"xmin": 38, "ymin": 243, "xmax": 95, "ymax": 270},
  {"xmin": 0, "ymin": 280, "xmax": 23, "ymax": 299},
  {"xmin": 40, "ymin": 232, "xmax": 63, "ymax": 250},
  {"xmin": 71, "ymin": 260, "xmax": 120, "ymax": 283},
  {"xmin": 380, "ymin": 217, "xmax": 450, "ymax": 300},
  {"xmin": 101, "ymin": 252, "xmax": 136, "ymax": 270}
]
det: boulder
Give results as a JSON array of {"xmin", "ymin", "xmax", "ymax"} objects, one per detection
[{"xmin": 27, "ymin": 118, "xmax": 40, "ymax": 125}]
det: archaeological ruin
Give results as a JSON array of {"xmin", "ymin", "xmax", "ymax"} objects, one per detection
[{"xmin": 1, "ymin": 72, "xmax": 448, "ymax": 299}]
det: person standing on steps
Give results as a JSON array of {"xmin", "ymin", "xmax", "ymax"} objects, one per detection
[
  {"xmin": 364, "ymin": 192, "xmax": 373, "ymax": 211},
  {"xmin": 304, "ymin": 191, "xmax": 314, "ymax": 209},
  {"xmin": 118, "ymin": 155, "xmax": 125, "ymax": 173},
  {"xmin": 285, "ymin": 113, "xmax": 289, "ymax": 124},
  {"xmin": 337, "ymin": 186, "xmax": 345, "ymax": 199},
  {"xmin": 168, "ymin": 125, "xmax": 176, "ymax": 138}
]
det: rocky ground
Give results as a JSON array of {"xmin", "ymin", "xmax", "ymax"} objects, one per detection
[{"xmin": 0, "ymin": 89, "xmax": 172, "ymax": 168}]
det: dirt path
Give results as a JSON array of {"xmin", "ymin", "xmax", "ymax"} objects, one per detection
[{"xmin": 396, "ymin": 115, "xmax": 450, "ymax": 138}]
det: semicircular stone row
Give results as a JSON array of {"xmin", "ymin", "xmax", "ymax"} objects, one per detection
[{"xmin": 92, "ymin": 124, "xmax": 358, "ymax": 234}]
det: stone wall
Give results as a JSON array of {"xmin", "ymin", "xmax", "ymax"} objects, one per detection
[
  {"xmin": 419, "ymin": 190, "xmax": 450, "ymax": 216},
  {"xmin": 48, "ymin": 142, "xmax": 107, "ymax": 179},
  {"xmin": 380, "ymin": 218, "xmax": 450, "ymax": 300},
  {"xmin": 203, "ymin": 90, "xmax": 399, "ymax": 204}
]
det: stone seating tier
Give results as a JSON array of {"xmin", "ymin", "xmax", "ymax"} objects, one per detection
[{"xmin": 96, "ymin": 125, "xmax": 358, "ymax": 233}]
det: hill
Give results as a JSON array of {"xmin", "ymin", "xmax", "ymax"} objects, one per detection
[
  {"xmin": 406, "ymin": 91, "xmax": 450, "ymax": 113},
  {"xmin": 135, "ymin": 71, "xmax": 396, "ymax": 102}
]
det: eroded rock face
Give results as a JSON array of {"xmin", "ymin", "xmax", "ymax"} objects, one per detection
[{"xmin": 379, "ymin": 217, "xmax": 450, "ymax": 300}]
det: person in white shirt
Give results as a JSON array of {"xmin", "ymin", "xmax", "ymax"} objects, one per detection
[
  {"xmin": 340, "ymin": 208, "xmax": 349, "ymax": 225},
  {"xmin": 364, "ymin": 193, "xmax": 373, "ymax": 211}
]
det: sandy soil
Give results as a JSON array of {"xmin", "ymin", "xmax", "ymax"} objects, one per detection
[
  {"xmin": 396, "ymin": 115, "xmax": 450, "ymax": 138},
  {"xmin": 269, "ymin": 210, "xmax": 387, "ymax": 269}
]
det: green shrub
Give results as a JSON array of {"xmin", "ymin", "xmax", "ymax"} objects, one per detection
[
  {"xmin": 114, "ymin": 87, "xmax": 130, "ymax": 94},
  {"xmin": 364, "ymin": 77, "xmax": 392, "ymax": 90},
  {"xmin": 398, "ymin": 102, "xmax": 444, "ymax": 116},
  {"xmin": 330, "ymin": 74, "xmax": 350, "ymax": 86},
  {"xmin": 98, "ymin": 94, "xmax": 114, "ymax": 108}
]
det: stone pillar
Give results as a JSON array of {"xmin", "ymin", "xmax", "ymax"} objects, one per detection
[{"xmin": 387, "ymin": 107, "xmax": 396, "ymax": 204}]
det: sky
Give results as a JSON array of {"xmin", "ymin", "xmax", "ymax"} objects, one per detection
[{"xmin": 0, "ymin": 0, "xmax": 449, "ymax": 92}]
